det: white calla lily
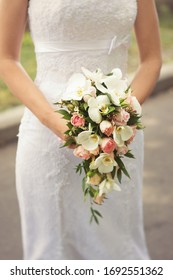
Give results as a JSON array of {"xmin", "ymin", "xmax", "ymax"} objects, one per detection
[
  {"xmin": 90, "ymin": 153, "xmax": 117, "ymax": 174},
  {"xmin": 88, "ymin": 95, "xmax": 110, "ymax": 123},
  {"xmin": 103, "ymin": 75, "xmax": 128, "ymax": 105},
  {"xmin": 113, "ymin": 126, "xmax": 133, "ymax": 147},
  {"xmin": 131, "ymin": 96, "xmax": 142, "ymax": 115},
  {"xmin": 64, "ymin": 73, "xmax": 92, "ymax": 100},
  {"xmin": 88, "ymin": 97, "xmax": 102, "ymax": 124},
  {"xmin": 76, "ymin": 131, "xmax": 100, "ymax": 151},
  {"xmin": 81, "ymin": 67, "xmax": 108, "ymax": 93},
  {"xmin": 111, "ymin": 68, "xmax": 123, "ymax": 79},
  {"xmin": 99, "ymin": 177, "xmax": 121, "ymax": 196}
]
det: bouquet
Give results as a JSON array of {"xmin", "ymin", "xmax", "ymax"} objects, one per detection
[{"xmin": 55, "ymin": 67, "xmax": 143, "ymax": 224}]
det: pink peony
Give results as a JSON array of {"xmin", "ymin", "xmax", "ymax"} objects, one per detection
[
  {"xmin": 100, "ymin": 138, "xmax": 117, "ymax": 153},
  {"xmin": 100, "ymin": 120, "xmax": 114, "ymax": 137},
  {"xmin": 73, "ymin": 146, "xmax": 91, "ymax": 160},
  {"xmin": 71, "ymin": 113, "xmax": 85, "ymax": 127},
  {"xmin": 112, "ymin": 109, "xmax": 130, "ymax": 126}
]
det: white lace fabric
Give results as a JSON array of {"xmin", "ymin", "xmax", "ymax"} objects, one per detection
[{"xmin": 16, "ymin": 0, "xmax": 150, "ymax": 260}]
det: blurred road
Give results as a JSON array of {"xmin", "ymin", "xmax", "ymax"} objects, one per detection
[{"xmin": 0, "ymin": 88, "xmax": 173, "ymax": 260}]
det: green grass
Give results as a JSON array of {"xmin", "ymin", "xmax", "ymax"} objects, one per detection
[{"xmin": 0, "ymin": 7, "xmax": 173, "ymax": 112}]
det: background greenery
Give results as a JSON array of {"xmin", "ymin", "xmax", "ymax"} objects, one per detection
[{"xmin": 0, "ymin": 3, "xmax": 173, "ymax": 111}]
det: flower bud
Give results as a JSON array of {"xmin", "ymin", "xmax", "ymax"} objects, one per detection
[
  {"xmin": 87, "ymin": 173, "xmax": 102, "ymax": 186},
  {"xmin": 93, "ymin": 194, "xmax": 105, "ymax": 205},
  {"xmin": 100, "ymin": 120, "xmax": 114, "ymax": 137}
]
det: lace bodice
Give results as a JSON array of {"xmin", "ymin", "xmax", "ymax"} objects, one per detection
[{"xmin": 28, "ymin": 0, "xmax": 137, "ymax": 102}]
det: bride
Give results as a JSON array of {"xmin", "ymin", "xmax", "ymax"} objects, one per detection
[{"xmin": 0, "ymin": 0, "xmax": 161, "ymax": 259}]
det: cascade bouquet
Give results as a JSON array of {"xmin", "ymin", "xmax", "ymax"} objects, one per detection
[{"xmin": 55, "ymin": 67, "xmax": 144, "ymax": 224}]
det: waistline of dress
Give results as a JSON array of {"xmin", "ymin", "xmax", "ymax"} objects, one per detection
[{"xmin": 34, "ymin": 34, "xmax": 130, "ymax": 55}]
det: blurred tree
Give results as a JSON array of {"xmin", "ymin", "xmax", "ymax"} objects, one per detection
[{"xmin": 156, "ymin": 0, "xmax": 173, "ymax": 13}]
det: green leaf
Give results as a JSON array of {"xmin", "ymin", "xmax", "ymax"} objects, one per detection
[
  {"xmin": 111, "ymin": 166, "xmax": 116, "ymax": 179},
  {"xmin": 64, "ymin": 130, "xmax": 71, "ymax": 135},
  {"xmin": 60, "ymin": 137, "xmax": 75, "ymax": 148},
  {"xmin": 82, "ymin": 177, "xmax": 87, "ymax": 193},
  {"xmin": 127, "ymin": 114, "xmax": 141, "ymax": 126},
  {"xmin": 136, "ymin": 123, "xmax": 145, "ymax": 130},
  {"xmin": 58, "ymin": 109, "xmax": 71, "ymax": 120},
  {"xmin": 67, "ymin": 122, "xmax": 73, "ymax": 129},
  {"xmin": 117, "ymin": 168, "xmax": 122, "ymax": 183},
  {"xmin": 83, "ymin": 103, "xmax": 88, "ymax": 111},
  {"xmin": 89, "ymin": 207, "xmax": 102, "ymax": 224},
  {"xmin": 83, "ymin": 160, "xmax": 90, "ymax": 174},
  {"xmin": 125, "ymin": 151, "xmax": 135, "ymax": 159},
  {"xmin": 75, "ymin": 163, "xmax": 83, "ymax": 175},
  {"xmin": 115, "ymin": 156, "xmax": 131, "ymax": 179},
  {"xmin": 93, "ymin": 209, "xmax": 103, "ymax": 218}
]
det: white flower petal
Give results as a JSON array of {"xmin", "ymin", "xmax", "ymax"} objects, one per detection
[
  {"xmin": 112, "ymin": 181, "xmax": 121, "ymax": 191},
  {"xmin": 131, "ymin": 96, "xmax": 142, "ymax": 115},
  {"xmin": 81, "ymin": 67, "xmax": 94, "ymax": 80},
  {"xmin": 83, "ymin": 134, "xmax": 100, "ymax": 150},
  {"xmin": 111, "ymin": 68, "xmax": 123, "ymax": 79},
  {"xmin": 88, "ymin": 97, "xmax": 98, "ymax": 108},
  {"xmin": 113, "ymin": 129, "xmax": 124, "ymax": 147},
  {"xmin": 96, "ymin": 95, "xmax": 110, "ymax": 106},
  {"xmin": 76, "ymin": 131, "xmax": 91, "ymax": 144},
  {"xmin": 95, "ymin": 82, "xmax": 108, "ymax": 93},
  {"xmin": 98, "ymin": 164, "xmax": 114, "ymax": 174},
  {"xmin": 109, "ymin": 93, "xmax": 120, "ymax": 106},
  {"xmin": 121, "ymin": 126, "xmax": 133, "ymax": 141},
  {"xmin": 88, "ymin": 108, "xmax": 102, "ymax": 124}
]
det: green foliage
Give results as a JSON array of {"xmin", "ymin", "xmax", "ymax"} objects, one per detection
[
  {"xmin": 117, "ymin": 168, "xmax": 122, "ymax": 184},
  {"xmin": 124, "ymin": 151, "xmax": 135, "ymax": 159},
  {"xmin": 58, "ymin": 109, "xmax": 71, "ymax": 120},
  {"xmin": 75, "ymin": 163, "xmax": 84, "ymax": 175},
  {"xmin": 115, "ymin": 156, "xmax": 130, "ymax": 179},
  {"xmin": 90, "ymin": 207, "xmax": 103, "ymax": 224}
]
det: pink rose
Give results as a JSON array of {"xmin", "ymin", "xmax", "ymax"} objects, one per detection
[
  {"xmin": 71, "ymin": 113, "xmax": 85, "ymax": 127},
  {"xmin": 100, "ymin": 138, "xmax": 117, "ymax": 153},
  {"xmin": 112, "ymin": 109, "xmax": 130, "ymax": 126},
  {"xmin": 126, "ymin": 126, "xmax": 137, "ymax": 145},
  {"xmin": 117, "ymin": 145, "xmax": 128, "ymax": 155},
  {"xmin": 73, "ymin": 146, "xmax": 91, "ymax": 160},
  {"xmin": 100, "ymin": 120, "xmax": 114, "ymax": 137}
]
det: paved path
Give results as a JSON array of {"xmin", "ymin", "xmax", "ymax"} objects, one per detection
[{"xmin": 0, "ymin": 88, "xmax": 173, "ymax": 260}]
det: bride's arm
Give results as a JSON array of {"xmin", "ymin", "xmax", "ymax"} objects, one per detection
[
  {"xmin": 131, "ymin": 0, "xmax": 162, "ymax": 104},
  {"xmin": 0, "ymin": 0, "xmax": 67, "ymax": 140}
]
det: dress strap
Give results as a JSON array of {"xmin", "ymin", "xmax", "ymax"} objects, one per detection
[{"xmin": 34, "ymin": 34, "xmax": 130, "ymax": 55}]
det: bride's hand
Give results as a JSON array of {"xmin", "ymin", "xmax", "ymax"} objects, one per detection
[{"xmin": 44, "ymin": 111, "xmax": 76, "ymax": 149}]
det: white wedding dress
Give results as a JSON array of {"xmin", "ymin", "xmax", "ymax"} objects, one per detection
[{"xmin": 16, "ymin": 0, "xmax": 150, "ymax": 260}]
